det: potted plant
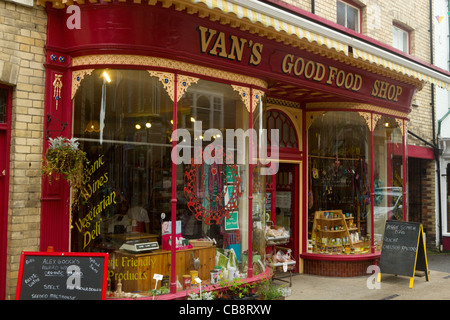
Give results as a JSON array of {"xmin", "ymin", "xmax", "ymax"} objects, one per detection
[{"xmin": 41, "ymin": 136, "xmax": 88, "ymax": 211}]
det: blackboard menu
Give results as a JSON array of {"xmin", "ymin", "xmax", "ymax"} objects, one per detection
[
  {"xmin": 379, "ymin": 220, "xmax": 429, "ymax": 287},
  {"xmin": 16, "ymin": 252, "xmax": 109, "ymax": 300}
]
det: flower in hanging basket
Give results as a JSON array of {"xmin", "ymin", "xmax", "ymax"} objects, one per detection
[{"xmin": 42, "ymin": 136, "xmax": 88, "ymax": 209}]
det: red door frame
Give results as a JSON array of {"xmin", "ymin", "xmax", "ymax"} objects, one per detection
[
  {"xmin": 273, "ymin": 162, "xmax": 300, "ymax": 272},
  {"xmin": 266, "ymin": 109, "xmax": 301, "ymax": 272},
  {"xmin": 0, "ymin": 84, "xmax": 12, "ymax": 300}
]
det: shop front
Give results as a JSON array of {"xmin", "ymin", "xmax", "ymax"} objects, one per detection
[{"xmin": 37, "ymin": 0, "xmax": 450, "ymax": 298}]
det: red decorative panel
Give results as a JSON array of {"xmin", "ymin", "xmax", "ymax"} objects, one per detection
[{"xmin": 266, "ymin": 110, "xmax": 298, "ymax": 149}]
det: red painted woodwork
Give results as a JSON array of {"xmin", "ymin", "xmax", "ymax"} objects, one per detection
[
  {"xmin": 44, "ymin": 2, "xmax": 417, "ymax": 112},
  {"xmin": 40, "ymin": 67, "xmax": 73, "ymax": 252},
  {"xmin": 408, "ymin": 145, "xmax": 435, "ymax": 160},
  {"xmin": 0, "ymin": 84, "xmax": 12, "ymax": 300}
]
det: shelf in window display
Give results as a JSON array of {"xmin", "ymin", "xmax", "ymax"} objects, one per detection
[{"xmin": 316, "ymin": 229, "xmax": 347, "ymax": 233}]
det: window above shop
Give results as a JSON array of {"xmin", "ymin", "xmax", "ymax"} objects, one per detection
[
  {"xmin": 392, "ymin": 24, "xmax": 410, "ymax": 54},
  {"xmin": 5, "ymin": 0, "xmax": 33, "ymax": 7},
  {"xmin": 337, "ymin": 0, "xmax": 361, "ymax": 33}
]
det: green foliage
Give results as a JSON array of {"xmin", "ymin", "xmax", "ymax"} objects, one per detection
[
  {"xmin": 227, "ymin": 279, "xmax": 255, "ymax": 298},
  {"xmin": 187, "ymin": 290, "xmax": 216, "ymax": 300},
  {"xmin": 149, "ymin": 286, "xmax": 170, "ymax": 297},
  {"xmin": 255, "ymin": 279, "xmax": 284, "ymax": 300},
  {"xmin": 42, "ymin": 136, "xmax": 88, "ymax": 211}
]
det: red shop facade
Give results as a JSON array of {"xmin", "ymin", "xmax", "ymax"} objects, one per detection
[{"xmin": 35, "ymin": 0, "xmax": 449, "ymax": 297}]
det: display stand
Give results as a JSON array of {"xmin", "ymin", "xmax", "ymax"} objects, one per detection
[
  {"xmin": 265, "ymin": 223, "xmax": 295, "ymax": 286},
  {"xmin": 311, "ymin": 210, "xmax": 362, "ymax": 254},
  {"xmin": 271, "ymin": 246, "xmax": 295, "ymax": 287}
]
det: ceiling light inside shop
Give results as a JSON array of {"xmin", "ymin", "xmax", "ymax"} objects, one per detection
[
  {"xmin": 190, "ymin": 117, "xmax": 196, "ymax": 122},
  {"xmin": 146, "ymin": 122, "xmax": 151, "ymax": 128},
  {"xmin": 135, "ymin": 124, "xmax": 141, "ymax": 130},
  {"xmin": 102, "ymin": 71, "xmax": 111, "ymax": 83},
  {"xmin": 84, "ymin": 120, "xmax": 100, "ymax": 133}
]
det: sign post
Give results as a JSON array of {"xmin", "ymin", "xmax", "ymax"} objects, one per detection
[{"xmin": 378, "ymin": 221, "xmax": 429, "ymax": 288}]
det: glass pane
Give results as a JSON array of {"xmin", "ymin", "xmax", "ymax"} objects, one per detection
[
  {"xmin": 373, "ymin": 117, "xmax": 404, "ymax": 249},
  {"xmin": 308, "ymin": 112, "xmax": 371, "ymax": 255},
  {"xmin": 337, "ymin": 1, "xmax": 346, "ymax": 27},
  {"xmin": 0, "ymin": 88, "xmax": 6, "ymax": 123},
  {"xmin": 72, "ymin": 69, "xmax": 173, "ymax": 252},
  {"xmin": 347, "ymin": 5, "xmax": 358, "ymax": 31},
  {"xmin": 402, "ymin": 31, "xmax": 409, "ymax": 53},
  {"xmin": 252, "ymin": 95, "xmax": 267, "ymax": 271},
  {"xmin": 392, "ymin": 27, "xmax": 399, "ymax": 49},
  {"xmin": 176, "ymin": 80, "xmax": 255, "ymax": 275}
]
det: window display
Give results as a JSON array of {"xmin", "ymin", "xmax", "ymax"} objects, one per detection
[
  {"xmin": 373, "ymin": 116, "xmax": 405, "ymax": 245},
  {"xmin": 307, "ymin": 112, "xmax": 372, "ymax": 254},
  {"xmin": 307, "ymin": 112, "xmax": 406, "ymax": 255},
  {"xmin": 71, "ymin": 70, "xmax": 266, "ymax": 295}
]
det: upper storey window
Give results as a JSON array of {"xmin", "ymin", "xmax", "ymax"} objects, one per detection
[
  {"xmin": 337, "ymin": 0, "xmax": 361, "ymax": 33},
  {"xmin": 393, "ymin": 24, "xmax": 410, "ymax": 54}
]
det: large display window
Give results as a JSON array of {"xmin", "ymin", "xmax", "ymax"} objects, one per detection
[
  {"xmin": 307, "ymin": 111, "xmax": 406, "ymax": 256},
  {"xmin": 373, "ymin": 116, "xmax": 405, "ymax": 244},
  {"xmin": 71, "ymin": 69, "xmax": 266, "ymax": 295},
  {"xmin": 307, "ymin": 112, "xmax": 371, "ymax": 255}
]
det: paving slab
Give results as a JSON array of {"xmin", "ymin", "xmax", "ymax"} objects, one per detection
[{"xmin": 282, "ymin": 252, "xmax": 450, "ymax": 300}]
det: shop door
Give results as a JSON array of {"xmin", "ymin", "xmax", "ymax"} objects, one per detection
[
  {"xmin": 273, "ymin": 163, "xmax": 299, "ymax": 272},
  {"xmin": 0, "ymin": 86, "xmax": 11, "ymax": 300}
]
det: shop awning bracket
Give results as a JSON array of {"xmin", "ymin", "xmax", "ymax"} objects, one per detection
[{"xmin": 46, "ymin": 113, "xmax": 68, "ymax": 140}]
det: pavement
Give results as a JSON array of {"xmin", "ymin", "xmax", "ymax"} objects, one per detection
[{"xmin": 282, "ymin": 251, "xmax": 450, "ymax": 300}]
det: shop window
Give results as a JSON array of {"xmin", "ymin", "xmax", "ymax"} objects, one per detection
[
  {"xmin": 307, "ymin": 112, "xmax": 371, "ymax": 255},
  {"xmin": 373, "ymin": 116, "xmax": 405, "ymax": 244},
  {"xmin": 177, "ymin": 79, "xmax": 265, "ymax": 274},
  {"xmin": 72, "ymin": 71, "xmax": 265, "ymax": 295},
  {"xmin": 72, "ymin": 69, "xmax": 173, "ymax": 245},
  {"xmin": 337, "ymin": 0, "xmax": 361, "ymax": 33}
]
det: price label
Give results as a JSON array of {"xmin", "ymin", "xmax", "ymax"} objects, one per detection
[{"xmin": 153, "ymin": 274, "xmax": 163, "ymax": 281}]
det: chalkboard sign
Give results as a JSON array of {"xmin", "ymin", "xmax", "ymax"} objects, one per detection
[
  {"xmin": 379, "ymin": 220, "xmax": 429, "ymax": 288},
  {"xmin": 16, "ymin": 252, "xmax": 109, "ymax": 300}
]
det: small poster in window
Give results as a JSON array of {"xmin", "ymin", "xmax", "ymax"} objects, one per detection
[{"xmin": 225, "ymin": 211, "xmax": 239, "ymax": 230}]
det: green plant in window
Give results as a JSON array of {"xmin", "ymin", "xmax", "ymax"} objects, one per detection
[
  {"xmin": 42, "ymin": 136, "xmax": 88, "ymax": 215},
  {"xmin": 149, "ymin": 286, "xmax": 170, "ymax": 297}
]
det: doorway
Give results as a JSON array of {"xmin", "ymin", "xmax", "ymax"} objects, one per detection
[
  {"xmin": 408, "ymin": 158, "xmax": 424, "ymax": 223},
  {"xmin": 269, "ymin": 162, "xmax": 300, "ymax": 272}
]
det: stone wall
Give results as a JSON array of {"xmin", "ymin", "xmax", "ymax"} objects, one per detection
[{"xmin": 0, "ymin": 0, "xmax": 47, "ymax": 300}]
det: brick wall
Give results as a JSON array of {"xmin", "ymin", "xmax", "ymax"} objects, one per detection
[{"xmin": 0, "ymin": 0, "xmax": 47, "ymax": 300}]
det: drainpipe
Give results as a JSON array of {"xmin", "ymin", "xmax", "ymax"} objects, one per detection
[
  {"xmin": 429, "ymin": 0, "xmax": 443, "ymax": 251},
  {"xmin": 311, "ymin": 0, "xmax": 315, "ymax": 14}
]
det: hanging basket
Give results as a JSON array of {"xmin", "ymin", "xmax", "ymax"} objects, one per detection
[{"xmin": 42, "ymin": 137, "xmax": 88, "ymax": 209}]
